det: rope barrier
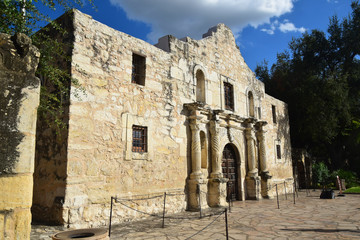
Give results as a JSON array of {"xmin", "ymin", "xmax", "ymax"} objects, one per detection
[{"xmin": 184, "ymin": 210, "xmax": 225, "ymax": 240}]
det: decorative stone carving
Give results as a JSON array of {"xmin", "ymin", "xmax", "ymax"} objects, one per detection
[
  {"xmin": 245, "ymin": 120, "xmax": 258, "ymax": 178},
  {"xmin": 255, "ymin": 121, "xmax": 271, "ymax": 179},
  {"xmin": 190, "ymin": 121, "xmax": 202, "ymax": 179},
  {"xmin": 209, "ymin": 120, "xmax": 221, "ymax": 178}
]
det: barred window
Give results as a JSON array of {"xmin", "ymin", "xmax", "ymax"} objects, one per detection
[
  {"xmin": 272, "ymin": 105, "xmax": 277, "ymax": 124},
  {"xmin": 224, "ymin": 82, "xmax": 234, "ymax": 111},
  {"xmin": 132, "ymin": 53, "xmax": 146, "ymax": 85},
  {"xmin": 276, "ymin": 144, "xmax": 281, "ymax": 159},
  {"xmin": 132, "ymin": 125, "xmax": 147, "ymax": 152}
]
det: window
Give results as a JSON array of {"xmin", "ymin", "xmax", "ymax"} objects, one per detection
[
  {"xmin": 132, "ymin": 53, "xmax": 146, "ymax": 85},
  {"xmin": 132, "ymin": 125, "xmax": 147, "ymax": 152},
  {"xmin": 258, "ymin": 107, "xmax": 261, "ymax": 119},
  {"xmin": 272, "ymin": 105, "xmax": 277, "ymax": 123},
  {"xmin": 276, "ymin": 144, "xmax": 281, "ymax": 159},
  {"xmin": 224, "ymin": 82, "xmax": 234, "ymax": 111},
  {"xmin": 248, "ymin": 91, "xmax": 254, "ymax": 117}
]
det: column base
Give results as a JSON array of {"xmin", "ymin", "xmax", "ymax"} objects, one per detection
[
  {"xmin": 208, "ymin": 177, "xmax": 228, "ymax": 207},
  {"xmin": 187, "ymin": 178, "xmax": 208, "ymax": 211},
  {"xmin": 246, "ymin": 176, "xmax": 261, "ymax": 200}
]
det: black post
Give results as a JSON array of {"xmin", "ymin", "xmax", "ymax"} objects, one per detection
[
  {"xmin": 293, "ymin": 182, "xmax": 296, "ymax": 204},
  {"xmin": 225, "ymin": 209, "xmax": 229, "ymax": 240},
  {"xmin": 162, "ymin": 192, "xmax": 167, "ymax": 228},
  {"xmin": 197, "ymin": 184, "xmax": 202, "ymax": 219},
  {"xmin": 284, "ymin": 181, "xmax": 287, "ymax": 200},
  {"xmin": 294, "ymin": 180, "xmax": 298, "ymax": 198},
  {"xmin": 109, "ymin": 197, "xmax": 114, "ymax": 237},
  {"xmin": 275, "ymin": 184, "xmax": 280, "ymax": 209}
]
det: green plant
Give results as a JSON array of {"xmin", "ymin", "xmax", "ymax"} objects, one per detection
[
  {"xmin": 332, "ymin": 169, "xmax": 359, "ymax": 188},
  {"xmin": 312, "ymin": 162, "xmax": 331, "ymax": 187}
]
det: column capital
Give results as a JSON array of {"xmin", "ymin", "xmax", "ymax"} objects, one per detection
[{"xmin": 190, "ymin": 122, "xmax": 200, "ymax": 131}]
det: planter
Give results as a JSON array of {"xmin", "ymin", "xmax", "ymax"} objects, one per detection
[{"xmin": 52, "ymin": 228, "xmax": 109, "ymax": 240}]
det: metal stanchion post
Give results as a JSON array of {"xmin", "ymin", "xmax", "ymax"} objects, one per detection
[
  {"xmin": 225, "ymin": 209, "xmax": 229, "ymax": 240},
  {"xmin": 162, "ymin": 192, "xmax": 167, "ymax": 228},
  {"xmin": 284, "ymin": 181, "xmax": 287, "ymax": 200},
  {"xmin": 293, "ymin": 182, "xmax": 296, "ymax": 204},
  {"xmin": 276, "ymin": 184, "xmax": 280, "ymax": 209},
  {"xmin": 109, "ymin": 197, "xmax": 114, "ymax": 237},
  {"xmin": 294, "ymin": 180, "xmax": 298, "ymax": 198}
]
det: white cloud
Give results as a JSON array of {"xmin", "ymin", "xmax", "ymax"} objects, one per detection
[
  {"xmin": 109, "ymin": 0, "xmax": 295, "ymax": 42},
  {"xmin": 261, "ymin": 19, "xmax": 306, "ymax": 34},
  {"xmin": 279, "ymin": 19, "xmax": 306, "ymax": 33}
]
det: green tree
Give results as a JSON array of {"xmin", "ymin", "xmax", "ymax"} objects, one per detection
[
  {"xmin": 256, "ymin": 1, "xmax": 360, "ymax": 175},
  {"xmin": 1, "ymin": 0, "xmax": 93, "ymax": 132}
]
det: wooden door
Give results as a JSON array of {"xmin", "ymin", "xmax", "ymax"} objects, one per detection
[{"xmin": 222, "ymin": 145, "xmax": 238, "ymax": 201}]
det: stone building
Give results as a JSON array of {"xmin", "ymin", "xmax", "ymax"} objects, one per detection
[
  {"xmin": 1, "ymin": 33, "xmax": 40, "ymax": 240},
  {"xmin": 32, "ymin": 10, "xmax": 293, "ymax": 228}
]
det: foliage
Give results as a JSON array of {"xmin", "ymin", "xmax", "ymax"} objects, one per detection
[
  {"xmin": 312, "ymin": 162, "xmax": 331, "ymax": 186},
  {"xmin": 332, "ymin": 169, "xmax": 359, "ymax": 188},
  {"xmin": 0, "ymin": 0, "xmax": 93, "ymax": 133},
  {"xmin": 256, "ymin": 1, "xmax": 360, "ymax": 176},
  {"xmin": 343, "ymin": 186, "xmax": 360, "ymax": 193}
]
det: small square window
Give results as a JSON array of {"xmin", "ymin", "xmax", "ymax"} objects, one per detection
[
  {"xmin": 224, "ymin": 82, "xmax": 234, "ymax": 111},
  {"xmin": 132, "ymin": 125, "xmax": 147, "ymax": 152},
  {"xmin": 276, "ymin": 144, "xmax": 281, "ymax": 159},
  {"xmin": 272, "ymin": 105, "xmax": 277, "ymax": 124},
  {"xmin": 132, "ymin": 53, "xmax": 146, "ymax": 86}
]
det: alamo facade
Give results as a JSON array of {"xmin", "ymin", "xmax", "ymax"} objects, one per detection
[{"xmin": 32, "ymin": 10, "xmax": 293, "ymax": 228}]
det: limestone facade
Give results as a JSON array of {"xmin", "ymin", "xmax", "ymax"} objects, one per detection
[
  {"xmin": 33, "ymin": 10, "xmax": 293, "ymax": 228},
  {"xmin": 0, "ymin": 33, "xmax": 40, "ymax": 240}
]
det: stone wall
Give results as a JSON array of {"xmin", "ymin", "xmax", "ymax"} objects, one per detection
[
  {"xmin": 0, "ymin": 33, "xmax": 40, "ymax": 240},
  {"xmin": 32, "ymin": 12, "xmax": 74, "ymax": 225},
  {"xmin": 35, "ymin": 9, "xmax": 293, "ymax": 228}
]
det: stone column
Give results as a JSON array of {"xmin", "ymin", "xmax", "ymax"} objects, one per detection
[
  {"xmin": 245, "ymin": 126, "xmax": 258, "ymax": 177},
  {"xmin": 186, "ymin": 108, "xmax": 207, "ymax": 211},
  {"xmin": 255, "ymin": 121, "xmax": 272, "ymax": 198},
  {"xmin": 208, "ymin": 117, "xmax": 227, "ymax": 207},
  {"xmin": 245, "ymin": 120, "xmax": 261, "ymax": 200},
  {"xmin": 210, "ymin": 121, "xmax": 222, "ymax": 178},
  {"xmin": 190, "ymin": 121, "xmax": 202, "ymax": 179}
]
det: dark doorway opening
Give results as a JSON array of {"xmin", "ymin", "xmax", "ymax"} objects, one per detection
[{"xmin": 222, "ymin": 144, "xmax": 239, "ymax": 201}]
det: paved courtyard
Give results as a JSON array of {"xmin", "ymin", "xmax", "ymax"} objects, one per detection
[{"xmin": 31, "ymin": 190, "xmax": 360, "ymax": 239}]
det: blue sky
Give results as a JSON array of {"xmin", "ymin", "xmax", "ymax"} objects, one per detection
[{"xmin": 43, "ymin": 0, "xmax": 353, "ymax": 71}]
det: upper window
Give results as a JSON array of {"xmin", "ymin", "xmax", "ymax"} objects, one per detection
[
  {"xmin": 258, "ymin": 107, "xmax": 261, "ymax": 119},
  {"xmin": 196, "ymin": 70, "xmax": 206, "ymax": 103},
  {"xmin": 276, "ymin": 144, "xmax": 281, "ymax": 159},
  {"xmin": 248, "ymin": 91, "xmax": 255, "ymax": 117},
  {"xmin": 132, "ymin": 53, "xmax": 146, "ymax": 86},
  {"xmin": 224, "ymin": 82, "xmax": 234, "ymax": 111},
  {"xmin": 272, "ymin": 105, "xmax": 277, "ymax": 123},
  {"xmin": 132, "ymin": 125, "xmax": 147, "ymax": 152}
]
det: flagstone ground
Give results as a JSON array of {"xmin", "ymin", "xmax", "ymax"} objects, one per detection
[{"xmin": 31, "ymin": 190, "xmax": 360, "ymax": 239}]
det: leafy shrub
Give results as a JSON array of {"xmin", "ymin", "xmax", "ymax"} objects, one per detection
[
  {"xmin": 312, "ymin": 162, "xmax": 331, "ymax": 187},
  {"xmin": 332, "ymin": 169, "xmax": 359, "ymax": 188}
]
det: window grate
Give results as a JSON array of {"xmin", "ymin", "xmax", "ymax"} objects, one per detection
[
  {"xmin": 132, "ymin": 54, "xmax": 146, "ymax": 85},
  {"xmin": 132, "ymin": 125, "xmax": 147, "ymax": 152},
  {"xmin": 224, "ymin": 82, "xmax": 234, "ymax": 111}
]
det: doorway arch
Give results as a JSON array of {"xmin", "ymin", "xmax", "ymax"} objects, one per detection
[{"xmin": 222, "ymin": 144, "xmax": 239, "ymax": 201}]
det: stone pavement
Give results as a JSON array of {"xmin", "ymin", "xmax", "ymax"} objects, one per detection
[{"xmin": 31, "ymin": 190, "xmax": 360, "ymax": 239}]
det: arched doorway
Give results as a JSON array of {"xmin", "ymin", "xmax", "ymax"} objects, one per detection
[{"xmin": 222, "ymin": 144, "xmax": 239, "ymax": 201}]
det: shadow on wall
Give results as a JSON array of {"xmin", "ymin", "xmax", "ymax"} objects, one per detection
[{"xmin": 276, "ymin": 110, "xmax": 292, "ymax": 161}]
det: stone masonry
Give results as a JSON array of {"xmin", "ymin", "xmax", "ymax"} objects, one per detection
[
  {"xmin": 0, "ymin": 33, "xmax": 40, "ymax": 240},
  {"xmin": 32, "ymin": 9, "xmax": 293, "ymax": 228}
]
